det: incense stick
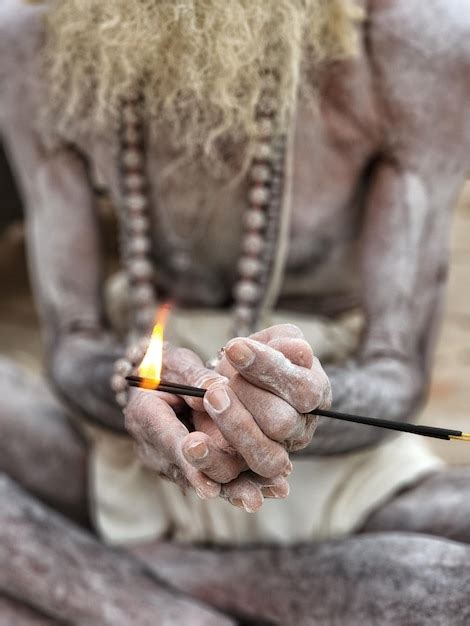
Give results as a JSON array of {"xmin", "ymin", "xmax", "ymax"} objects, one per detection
[{"xmin": 126, "ymin": 375, "xmax": 470, "ymax": 442}]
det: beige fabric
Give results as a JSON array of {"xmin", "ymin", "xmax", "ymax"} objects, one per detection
[{"xmin": 84, "ymin": 310, "xmax": 443, "ymax": 546}]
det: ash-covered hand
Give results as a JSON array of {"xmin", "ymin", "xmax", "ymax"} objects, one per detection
[
  {"xmin": 213, "ymin": 324, "xmax": 332, "ymax": 452},
  {"xmin": 125, "ymin": 342, "xmax": 265, "ymax": 503},
  {"xmin": 196, "ymin": 324, "xmax": 332, "ymax": 507},
  {"xmin": 124, "ymin": 324, "xmax": 331, "ymax": 512}
]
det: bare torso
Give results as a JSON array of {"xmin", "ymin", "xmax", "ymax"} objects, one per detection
[{"xmin": 3, "ymin": 0, "xmax": 379, "ymax": 315}]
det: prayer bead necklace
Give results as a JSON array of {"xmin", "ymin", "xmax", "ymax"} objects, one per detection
[{"xmin": 117, "ymin": 78, "xmax": 288, "ymax": 343}]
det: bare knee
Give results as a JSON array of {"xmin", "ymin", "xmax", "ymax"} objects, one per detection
[
  {"xmin": 0, "ymin": 358, "xmax": 88, "ymax": 524},
  {"xmin": 361, "ymin": 468, "xmax": 470, "ymax": 543}
]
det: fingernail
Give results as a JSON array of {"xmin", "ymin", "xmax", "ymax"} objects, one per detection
[
  {"xmin": 195, "ymin": 487, "xmax": 208, "ymax": 500},
  {"xmin": 262, "ymin": 487, "xmax": 286, "ymax": 499},
  {"xmin": 226, "ymin": 340, "xmax": 255, "ymax": 367},
  {"xmin": 229, "ymin": 498, "xmax": 256, "ymax": 513},
  {"xmin": 206, "ymin": 387, "xmax": 230, "ymax": 412},
  {"xmin": 230, "ymin": 497, "xmax": 244, "ymax": 509},
  {"xmin": 188, "ymin": 442, "xmax": 208, "ymax": 460}
]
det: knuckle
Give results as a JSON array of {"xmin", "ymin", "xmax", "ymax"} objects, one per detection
[{"xmin": 195, "ymin": 371, "xmax": 227, "ymax": 390}]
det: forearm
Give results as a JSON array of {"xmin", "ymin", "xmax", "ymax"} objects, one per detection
[
  {"xmin": 303, "ymin": 159, "xmax": 456, "ymax": 456},
  {"xmin": 305, "ymin": 356, "xmax": 424, "ymax": 455},
  {"xmin": 49, "ymin": 330, "xmax": 127, "ymax": 433},
  {"xmin": 3, "ymin": 121, "xmax": 126, "ymax": 431}
]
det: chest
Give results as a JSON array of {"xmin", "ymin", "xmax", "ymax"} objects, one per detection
[{"xmin": 87, "ymin": 71, "xmax": 379, "ymax": 308}]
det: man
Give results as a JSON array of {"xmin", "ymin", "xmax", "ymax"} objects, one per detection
[{"xmin": 1, "ymin": 0, "xmax": 470, "ymax": 623}]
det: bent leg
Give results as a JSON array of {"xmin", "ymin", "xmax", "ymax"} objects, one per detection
[
  {"xmin": 361, "ymin": 467, "xmax": 470, "ymax": 543},
  {"xmin": 0, "ymin": 357, "xmax": 87, "ymax": 523},
  {"xmin": 132, "ymin": 533, "xmax": 470, "ymax": 626},
  {"xmin": 0, "ymin": 474, "xmax": 234, "ymax": 626}
]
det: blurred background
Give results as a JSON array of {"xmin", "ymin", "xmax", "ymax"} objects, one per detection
[{"xmin": 1, "ymin": 140, "xmax": 469, "ymax": 463}]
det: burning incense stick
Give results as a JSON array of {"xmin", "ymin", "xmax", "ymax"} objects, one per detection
[{"xmin": 126, "ymin": 375, "xmax": 470, "ymax": 442}]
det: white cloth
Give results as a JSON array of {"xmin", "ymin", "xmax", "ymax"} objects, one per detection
[
  {"xmin": 89, "ymin": 428, "xmax": 442, "ymax": 546},
  {"xmin": 83, "ymin": 309, "xmax": 443, "ymax": 546}
]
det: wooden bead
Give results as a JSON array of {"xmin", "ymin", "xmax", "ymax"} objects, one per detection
[
  {"xmin": 250, "ymin": 164, "xmax": 271, "ymax": 183},
  {"xmin": 124, "ymin": 173, "xmax": 146, "ymax": 191},
  {"xmin": 129, "ymin": 216, "xmax": 150, "ymax": 234},
  {"xmin": 249, "ymin": 186, "xmax": 270, "ymax": 206},
  {"xmin": 129, "ymin": 259, "xmax": 154, "ymax": 281},
  {"xmin": 243, "ymin": 209, "xmax": 266, "ymax": 231},
  {"xmin": 122, "ymin": 149, "xmax": 143, "ymax": 169},
  {"xmin": 125, "ymin": 193, "xmax": 147, "ymax": 212},
  {"xmin": 243, "ymin": 233, "xmax": 265, "ymax": 256},
  {"xmin": 128, "ymin": 236, "xmax": 151, "ymax": 256},
  {"xmin": 254, "ymin": 141, "xmax": 272, "ymax": 161},
  {"xmin": 126, "ymin": 343, "xmax": 145, "ymax": 364},
  {"xmin": 114, "ymin": 358, "xmax": 132, "ymax": 377},
  {"xmin": 234, "ymin": 280, "xmax": 261, "ymax": 303},
  {"xmin": 238, "ymin": 256, "xmax": 263, "ymax": 278},
  {"xmin": 111, "ymin": 374, "xmax": 127, "ymax": 393},
  {"xmin": 131, "ymin": 283, "xmax": 154, "ymax": 306},
  {"xmin": 256, "ymin": 118, "xmax": 274, "ymax": 138},
  {"xmin": 234, "ymin": 304, "xmax": 254, "ymax": 323}
]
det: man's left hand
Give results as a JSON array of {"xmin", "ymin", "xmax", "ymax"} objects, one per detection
[{"xmin": 184, "ymin": 324, "xmax": 332, "ymax": 510}]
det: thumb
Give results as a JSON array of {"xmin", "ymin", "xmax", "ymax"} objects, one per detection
[{"xmin": 182, "ymin": 368, "xmax": 228, "ymax": 412}]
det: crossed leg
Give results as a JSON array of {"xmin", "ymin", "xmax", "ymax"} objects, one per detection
[
  {"xmin": 132, "ymin": 467, "xmax": 470, "ymax": 624},
  {"xmin": 361, "ymin": 467, "xmax": 470, "ymax": 544},
  {"xmin": 134, "ymin": 528, "xmax": 470, "ymax": 625},
  {"xmin": 0, "ymin": 357, "xmax": 88, "ymax": 525}
]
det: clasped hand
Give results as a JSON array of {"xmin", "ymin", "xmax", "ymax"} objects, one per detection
[{"xmin": 125, "ymin": 324, "xmax": 331, "ymax": 512}]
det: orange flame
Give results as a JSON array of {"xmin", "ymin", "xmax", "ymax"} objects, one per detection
[{"xmin": 138, "ymin": 304, "xmax": 171, "ymax": 388}]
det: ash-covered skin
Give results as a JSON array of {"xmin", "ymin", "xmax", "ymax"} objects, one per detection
[
  {"xmin": 125, "ymin": 326, "xmax": 303, "ymax": 510},
  {"xmin": 0, "ymin": 473, "xmax": 235, "ymax": 626},
  {"xmin": 1, "ymin": 0, "xmax": 470, "ymax": 621}
]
